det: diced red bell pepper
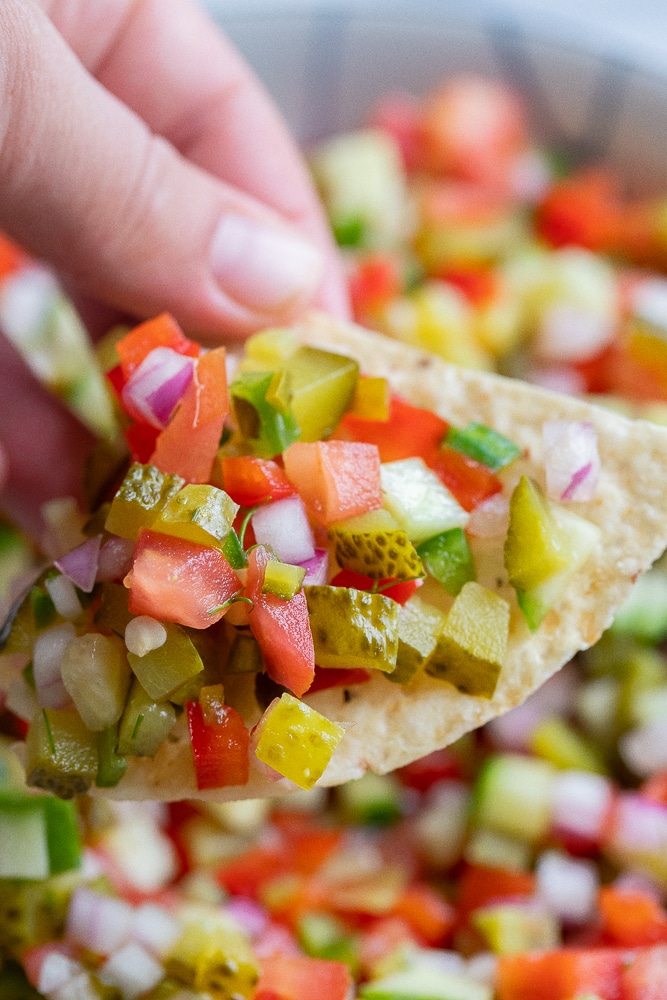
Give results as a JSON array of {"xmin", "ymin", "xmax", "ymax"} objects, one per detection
[
  {"xmin": 640, "ymin": 770, "xmax": 667, "ymax": 806},
  {"xmin": 495, "ymin": 947, "xmax": 624, "ymax": 1000},
  {"xmin": 335, "ymin": 394, "xmax": 448, "ymax": 464},
  {"xmin": 0, "ymin": 231, "xmax": 30, "ymax": 280},
  {"xmin": 308, "ymin": 666, "xmax": 372, "ymax": 695},
  {"xmin": 598, "ymin": 886, "xmax": 667, "ymax": 947},
  {"xmin": 536, "ymin": 168, "xmax": 623, "ymax": 253},
  {"xmin": 428, "ymin": 443, "xmax": 503, "ymax": 511},
  {"xmin": 397, "ymin": 747, "xmax": 466, "ymax": 791},
  {"xmin": 438, "ymin": 266, "xmax": 499, "ymax": 306},
  {"xmin": 622, "ymin": 945, "xmax": 667, "ymax": 1000},
  {"xmin": 282, "ymin": 440, "xmax": 382, "ymax": 527},
  {"xmin": 456, "ymin": 863, "xmax": 536, "ymax": 918},
  {"xmin": 390, "ymin": 883, "xmax": 456, "ymax": 945},
  {"xmin": 115, "ymin": 313, "xmax": 199, "ymax": 379},
  {"xmin": 255, "ymin": 954, "xmax": 353, "ymax": 1000},
  {"xmin": 245, "ymin": 545, "xmax": 315, "ymax": 697},
  {"xmin": 220, "ymin": 455, "xmax": 297, "ymax": 507},
  {"xmin": 217, "ymin": 845, "xmax": 286, "ymax": 898},
  {"xmin": 151, "ymin": 346, "xmax": 229, "ymax": 483},
  {"xmin": 124, "ymin": 421, "xmax": 160, "ymax": 464},
  {"xmin": 349, "ymin": 253, "xmax": 403, "ymax": 319},
  {"xmin": 186, "ymin": 700, "xmax": 249, "ymax": 790},
  {"xmin": 128, "ymin": 528, "xmax": 241, "ymax": 629},
  {"xmin": 329, "ymin": 568, "xmax": 422, "ymax": 606}
]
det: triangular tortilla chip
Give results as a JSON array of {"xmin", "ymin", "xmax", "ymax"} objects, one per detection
[{"xmin": 8, "ymin": 315, "xmax": 667, "ymax": 801}]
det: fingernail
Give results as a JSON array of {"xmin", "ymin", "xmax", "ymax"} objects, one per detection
[{"xmin": 210, "ymin": 212, "xmax": 324, "ymax": 314}]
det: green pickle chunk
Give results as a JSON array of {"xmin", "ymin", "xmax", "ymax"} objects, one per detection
[
  {"xmin": 391, "ymin": 595, "xmax": 446, "ymax": 684},
  {"xmin": 504, "ymin": 475, "xmax": 571, "ymax": 591},
  {"xmin": 152, "ymin": 483, "xmax": 239, "ymax": 548},
  {"xmin": 426, "ymin": 581, "xmax": 510, "ymax": 697},
  {"xmin": 254, "ymin": 693, "xmax": 345, "ymax": 790},
  {"xmin": 126, "ymin": 621, "xmax": 204, "ymax": 702},
  {"xmin": 105, "ymin": 463, "xmax": 185, "ymax": 540},
  {"xmin": 117, "ymin": 679, "xmax": 178, "ymax": 758},
  {"xmin": 331, "ymin": 509, "xmax": 424, "ymax": 580},
  {"xmin": 305, "ymin": 585, "xmax": 400, "ymax": 673},
  {"xmin": 26, "ymin": 708, "xmax": 99, "ymax": 799}
]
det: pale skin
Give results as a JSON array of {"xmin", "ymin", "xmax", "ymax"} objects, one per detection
[{"xmin": 0, "ymin": 0, "xmax": 350, "ymax": 539}]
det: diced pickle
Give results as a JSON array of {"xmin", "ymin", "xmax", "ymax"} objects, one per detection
[
  {"xmin": 243, "ymin": 326, "xmax": 299, "ymax": 367},
  {"xmin": 60, "ymin": 632, "xmax": 131, "ymax": 731},
  {"xmin": 226, "ymin": 630, "xmax": 265, "ymax": 674},
  {"xmin": 230, "ymin": 370, "xmax": 300, "ymax": 458},
  {"xmin": 26, "ymin": 708, "xmax": 98, "ymax": 799},
  {"xmin": 426, "ymin": 581, "xmax": 510, "ymax": 698},
  {"xmin": 94, "ymin": 582, "xmax": 133, "ymax": 637},
  {"xmin": 254, "ymin": 693, "xmax": 345, "ymax": 790},
  {"xmin": 152, "ymin": 484, "xmax": 239, "ymax": 549},
  {"xmin": 95, "ymin": 724, "xmax": 128, "ymax": 788},
  {"xmin": 503, "ymin": 476, "xmax": 571, "ymax": 592},
  {"xmin": 117, "ymin": 679, "xmax": 177, "ymax": 757},
  {"xmin": 105, "ymin": 463, "xmax": 185, "ymax": 540},
  {"xmin": 305, "ymin": 585, "xmax": 399, "ymax": 673},
  {"xmin": 126, "ymin": 622, "xmax": 204, "ymax": 702},
  {"xmin": 165, "ymin": 903, "xmax": 260, "ymax": 999},
  {"xmin": 331, "ymin": 509, "xmax": 424, "ymax": 580},
  {"xmin": 262, "ymin": 560, "xmax": 306, "ymax": 600},
  {"xmin": 280, "ymin": 345, "xmax": 359, "ymax": 442},
  {"xmin": 391, "ymin": 595, "xmax": 446, "ymax": 684}
]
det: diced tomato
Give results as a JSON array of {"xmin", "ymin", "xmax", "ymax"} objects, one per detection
[
  {"xmin": 255, "ymin": 955, "xmax": 353, "ymax": 1000},
  {"xmin": 245, "ymin": 545, "xmax": 315, "ymax": 697},
  {"xmin": 598, "ymin": 886, "xmax": 667, "ymax": 947},
  {"xmin": 579, "ymin": 338, "xmax": 667, "ymax": 402},
  {"xmin": 640, "ymin": 770, "xmax": 667, "ymax": 806},
  {"xmin": 428, "ymin": 443, "xmax": 503, "ymax": 511},
  {"xmin": 536, "ymin": 168, "xmax": 623, "ymax": 253},
  {"xmin": 217, "ymin": 845, "xmax": 287, "ymax": 898},
  {"xmin": 397, "ymin": 747, "xmax": 466, "ymax": 791},
  {"xmin": 220, "ymin": 456, "xmax": 298, "ymax": 507},
  {"xmin": 308, "ymin": 666, "xmax": 372, "ymax": 694},
  {"xmin": 186, "ymin": 700, "xmax": 249, "ymax": 789},
  {"xmin": 335, "ymin": 394, "xmax": 448, "ymax": 463},
  {"xmin": 390, "ymin": 883, "xmax": 456, "ymax": 945},
  {"xmin": 329, "ymin": 568, "xmax": 422, "ymax": 606},
  {"xmin": 282, "ymin": 440, "xmax": 382, "ymax": 527},
  {"xmin": 495, "ymin": 947, "xmax": 624, "ymax": 1000},
  {"xmin": 0, "ymin": 231, "xmax": 30, "ymax": 280},
  {"xmin": 128, "ymin": 528, "xmax": 241, "ymax": 629},
  {"xmin": 621, "ymin": 945, "xmax": 667, "ymax": 1000},
  {"xmin": 438, "ymin": 266, "xmax": 499, "ymax": 306},
  {"xmin": 456, "ymin": 863, "xmax": 536, "ymax": 918},
  {"xmin": 115, "ymin": 313, "xmax": 200, "ymax": 379},
  {"xmin": 124, "ymin": 421, "xmax": 160, "ymax": 464},
  {"xmin": 420, "ymin": 75, "xmax": 527, "ymax": 188},
  {"xmin": 349, "ymin": 254, "xmax": 404, "ymax": 320},
  {"xmin": 151, "ymin": 346, "xmax": 229, "ymax": 482},
  {"xmin": 369, "ymin": 90, "xmax": 425, "ymax": 172}
]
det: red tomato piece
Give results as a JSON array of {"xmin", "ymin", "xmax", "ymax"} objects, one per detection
[
  {"xmin": 115, "ymin": 313, "xmax": 199, "ymax": 379},
  {"xmin": 282, "ymin": 440, "xmax": 382, "ymax": 527},
  {"xmin": 456, "ymin": 864, "xmax": 535, "ymax": 918},
  {"xmin": 255, "ymin": 955, "xmax": 353, "ymax": 1000},
  {"xmin": 495, "ymin": 948, "xmax": 624, "ymax": 1000},
  {"xmin": 369, "ymin": 90, "xmax": 425, "ymax": 172},
  {"xmin": 599, "ymin": 886, "xmax": 667, "ymax": 947},
  {"xmin": 217, "ymin": 845, "xmax": 286, "ymax": 898},
  {"xmin": 128, "ymin": 528, "xmax": 241, "ymax": 629},
  {"xmin": 0, "ymin": 231, "xmax": 29, "ymax": 281},
  {"xmin": 151, "ymin": 346, "xmax": 229, "ymax": 482},
  {"xmin": 349, "ymin": 253, "xmax": 403, "ymax": 320},
  {"xmin": 390, "ymin": 883, "xmax": 456, "ymax": 945},
  {"xmin": 640, "ymin": 770, "xmax": 667, "ymax": 806},
  {"xmin": 622, "ymin": 945, "xmax": 667, "ymax": 1000},
  {"xmin": 438, "ymin": 266, "xmax": 499, "ymax": 306},
  {"xmin": 329, "ymin": 569, "xmax": 422, "ymax": 606},
  {"xmin": 536, "ymin": 168, "xmax": 623, "ymax": 253},
  {"xmin": 124, "ymin": 421, "xmax": 160, "ymax": 464},
  {"xmin": 335, "ymin": 394, "xmax": 448, "ymax": 463},
  {"xmin": 359, "ymin": 917, "xmax": 420, "ymax": 980},
  {"xmin": 245, "ymin": 545, "xmax": 315, "ymax": 697},
  {"xmin": 397, "ymin": 747, "xmax": 465, "ymax": 791},
  {"xmin": 428, "ymin": 443, "xmax": 503, "ymax": 511},
  {"xmin": 308, "ymin": 667, "xmax": 372, "ymax": 694},
  {"xmin": 186, "ymin": 700, "xmax": 249, "ymax": 789},
  {"xmin": 220, "ymin": 456, "xmax": 297, "ymax": 507}
]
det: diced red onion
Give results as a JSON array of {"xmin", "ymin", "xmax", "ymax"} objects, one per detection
[
  {"xmin": 22, "ymin": 943, "xmax": 78, "ymax": 993},
  {"xmin": 33, "ymin": 621, "xmax": 76, "ymax": 709},
  {"xmin": 509, "ymin": 147, "xmax": 553, "ymax": 202},
  {"xmin": 605, "ymin": 792, "xmax": 667, "ymax": 857},
  {"xmin": 121, "ymin": 346, "xmax": 194, "ymax": 428},
  {"xmin": 534, "ymin": 303, "xmax": 615, "ymax": 362},
  {"xmin": 528, "ymin": 365, "xmax": 587, "ymax": 397},
  {"xmin": 619, "ymin": 719, "xmax": 667, "ymax": 777},
  {"xmin": 44, "ymin": 574, "xmax": 83, "ymax": 621},
  {"xmin": 132, "ymin": 903, "xmax": 182, "ymax": 958},
  {"xmin": 223, "ymin": 897, "xmax": 270, "ymax": 939},
  {"xmin": 98, "ymin": 812, "xmax": 179, "ymax": 893},
  {"xmin": 0, "ymin": 265, "xmax": 59, "ymax": 353},
  {"xmin": 6, "ymin": 674, "xmax": 38, "ymax": 722},
  {"xmin": 535, "ymin": 848, "xmax": 599, "ymax": 923},
  {"xmin": 486, "ymin": 665, "xmax": 577, "ymax": 751},
  {"xmin": 299, "ymin": 547, "xmax": 329, "ymax": 585},
  {"xmin": 54, "ymin": 534, "xmax": 102, "ymax": 593},
  {"xmin": 50, "ymin": 969, "xmax": 100, "ymax": 1000},
  {"xmin": 543, "ymin": 420, "xmax": 600, "ymax": 502},
  {"xmin": 466, "ymin": 952, "xmax": 498, "ymax": 987},
  {"xmin": 65, "ymin": 886, "xmax": 134, "ymax": 955},
  {"xmin": 251, "ymin": 495, "xmax": 316, "ymax": 564},
  {"xmin": 125, "ymin": 616, "xmax": 167, "ymax": 657},
  {"xmin": 97, "ymin": 942, "xmax": 164, "ymax": 1000},
  {"xmin": 630, "ymin": 276, "xmax": 667, "ymax": 330},
  {"xmin": 551, "ymin": 770, "xmax": 614, "ymax": 845},
  {"xmin": 253, "ymin": 921, "xmax": 303, "ymax": 959},
  {"xmin": 414, "ymin": 780, "xmax": 470, "ymax": 870},
  {"xmin": 96, "ymin": 535, "xmax": 135, "ymax": 583},
  {"xmin": 466, "ymin": 493, "xmax": 509, "ymax": 539}
]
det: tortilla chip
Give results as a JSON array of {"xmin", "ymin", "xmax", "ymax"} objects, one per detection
[{"xmin": 11, "ymin": 315, "xmax": 667, "ymax": 801}]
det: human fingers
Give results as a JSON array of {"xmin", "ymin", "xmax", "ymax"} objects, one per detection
[{"xmin": 0, "ymin": 0, "xmax": 332, "ymax": 340}]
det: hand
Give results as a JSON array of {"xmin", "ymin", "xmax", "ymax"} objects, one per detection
[{"xmin": 0, "ymin": 0, "xmax": 349, "ymax": 540}]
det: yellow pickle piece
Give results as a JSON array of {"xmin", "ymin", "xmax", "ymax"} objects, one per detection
[
  {"xmin": 104, "ymin": 462, "xmax": 185, "ymax": 540},
  {"xmin": 331, "ymin": 508, "xmax": 424, "ymax": 580},
  {"xmin": 26, "ymin": 708, "xmax": 98, "ymax": 799},
  {"xmin": 390, "ymin": 594, "xmax": 447, "ymax": 684},
  {"xmin": 125, "ymin": 621, "xmax": 204, "ymax": 702},
  {"xmin": 254, "ymin": 693, "xmax": 345, "ymax": 790},
  {"xmin": 503, "ymin": 475, "xmax": 572, "ymax": 591},
  {"xmin": 151, "ymin": 483, "xmax": 239, "ymax": 548},
  {"xmin": 165, "ymin": 902, "xmax": 260, "ymax": 999},
  {"xmin": 425, "ymin": 581, "xmax": 510, "ymax": 697},
  {"xmin": 305, "ymin": 584, "xmax": 400, "ymax": 672}
]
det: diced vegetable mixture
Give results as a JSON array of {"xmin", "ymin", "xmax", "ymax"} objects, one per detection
[{"xmin": 3, "ymin": 73, "xmax": 667, "ymax": 999}]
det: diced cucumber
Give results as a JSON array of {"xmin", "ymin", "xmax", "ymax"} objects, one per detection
[
  {"xmin": 360, "ymin": 967, "xmax": 492, "ymax": 1000},
  {"xmin": 610, "ymin": 566, "xmax": 667, "ymax": 643},
  {"xmin": 0, "ymin": 796, "xmax": 49, "ymax": 880},
  {"xmin": 381, "ymin": 458, "xmax": 469, "ymax": 545},
  {"xmin": 471, "ymin": 753, "xmax": 556, "ymax": 843},
  {"xmin": 337, "ymin": 772, "xmax": 404, "ymax": 826}
]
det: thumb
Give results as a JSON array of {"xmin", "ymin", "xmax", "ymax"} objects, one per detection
[{"xmin": 0, "ymin": 2, "xmax": 325, "ymax": 338}]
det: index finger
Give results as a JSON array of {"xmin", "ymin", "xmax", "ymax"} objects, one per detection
[{"xmin": 38, "ymin": 0, "xmax": 350, "ymax": 317}]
